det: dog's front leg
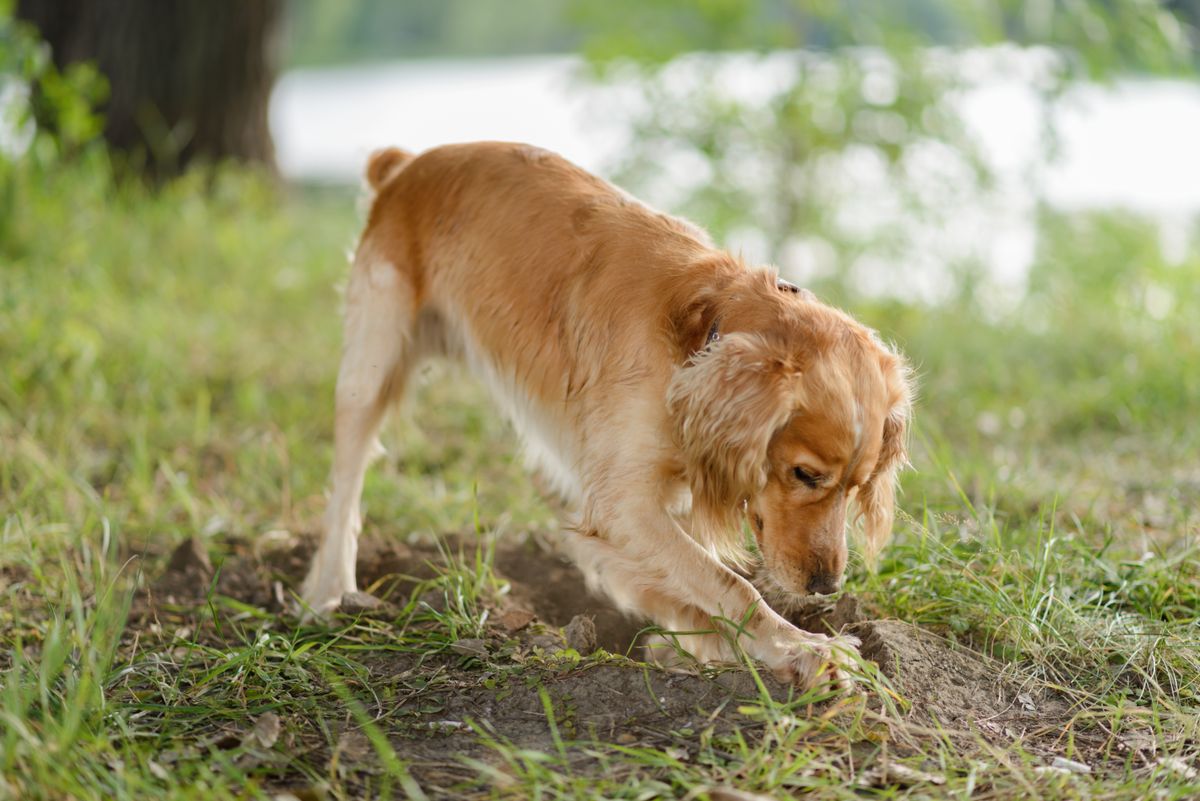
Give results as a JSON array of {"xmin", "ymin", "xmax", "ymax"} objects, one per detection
[{"xmin": 567, "ymin": 503, "xmax": 859, "ymax": 690}]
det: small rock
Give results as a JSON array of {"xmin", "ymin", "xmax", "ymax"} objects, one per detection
[
  {"xmin": 166, "ymin": 537, "xmax": 213, "ymax": 577},
  {"xmin": 829, "ymin": 593, "xmax": 863, "ymax": 630},
  {"xmin": 859, "ymin": 762, "xmax": 946, "ymax": 787},
  {"xmin": 1156, "ymin": 757, "xmax": 1198, "ymax": 780},
  {"xmin": 497, "ymin": 606, "xmax": 536, "ymax": 632},
  {"xmin": 242, "ymin": 712, "xmax": 281, "ymax": 749},
  {"xmin": 616, "ymin": 732, "xmax": 638, "ymax": 745},
  {"xmin": 1116, "ymin": 730, "xmax": 1159, "ymax": 756},
  {"xmin": 427, "ymin": 719, "xmax": 467, "ymax": 732},
  {"xmin": 338, "ymin": 591, "xmax": 385, "ymax": 614},
  {"xmin": 1034, "ymin": 766, "xmax": 1072, "ymax": 777},
  {"xmin": 1049, "ymin": 757, "xmax": 1091, "ymax": 774},
  {"xmin": 333, "ymin": 729, "xmax": 372, "ymax": 763},
  {"xmin": 565, "ymin": 614, "xmax": 598, "ymax": 654},
  {"xmin": 528, "ymin": 632, "xmax": 565, "ymax": 653},
  {"xmin": 253, "ymin": 528, "xmax": 296, "ymax": 557},
  {"xmin": 156, "ymin": 749, "xmax": 182, "ymax": 765},
  {"xmin": 450, "ymin": 638, "xmax": 489, "ymax": 658}
]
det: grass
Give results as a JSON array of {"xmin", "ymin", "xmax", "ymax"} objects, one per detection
[{"xmin": 1, "ymin": 151, "xmax": 1198, "ymax": 799}]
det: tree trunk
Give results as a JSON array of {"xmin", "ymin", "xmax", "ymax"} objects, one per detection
[{"xmin": 16, "ymin": 0, "xmax": 281, "ymax": 176}]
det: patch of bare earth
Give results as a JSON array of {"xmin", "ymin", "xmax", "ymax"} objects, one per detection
[{"xmin": 134, "ymin": 533, "xmax": 1087, "ymax": 796}]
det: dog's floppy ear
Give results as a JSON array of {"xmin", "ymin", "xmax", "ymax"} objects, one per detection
[
  {"xmin": 667, "ymin": 333, "xmax": 799, "ymax": 550},
  {"xmin": 855, "ymin": 348, "xmax": 914, "ymax": 562}
]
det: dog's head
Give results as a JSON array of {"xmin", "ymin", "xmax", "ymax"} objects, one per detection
[{"xmin": 668, "ymin": 270, "xmax": 913, "ymax": 596}]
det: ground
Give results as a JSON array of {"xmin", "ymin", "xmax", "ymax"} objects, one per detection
[{"xmin": 1, "ymin": 164, "xmax": 1198, "ymax": 800}]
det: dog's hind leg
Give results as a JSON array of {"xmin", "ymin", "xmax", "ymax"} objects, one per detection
[{"xmin": 301, "ymin": 250, "xmax": 416, "ymax": 615}]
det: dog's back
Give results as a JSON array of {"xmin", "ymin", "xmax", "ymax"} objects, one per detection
[{"xmin": 357, "ymin": 143, "xmax": 727, "ymax": 410}]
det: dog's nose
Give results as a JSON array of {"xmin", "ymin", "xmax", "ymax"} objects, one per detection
[{"xmin": 806, "ymin": 573, "xmax": 841, "ymax": 595}]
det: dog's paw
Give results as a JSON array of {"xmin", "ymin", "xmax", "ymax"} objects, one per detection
[
  {"xmin": 297, "ymin": 575, "xmax": 350, "ymax": 621},
  {"xmin": 768, "ymin": 632, "xmax": 862, "ymax": 693}
]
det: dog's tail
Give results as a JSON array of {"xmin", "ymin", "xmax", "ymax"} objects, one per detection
[{"xmin": 365, "ymin": 146, "xmax": 415, "ymax": 192}]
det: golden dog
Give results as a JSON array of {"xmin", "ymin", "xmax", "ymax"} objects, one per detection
[{"xmin": 301, "ymin": 142, "xmax": 913, "ymax": 689}]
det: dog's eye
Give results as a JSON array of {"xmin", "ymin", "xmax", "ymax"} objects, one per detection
[{"xmin": 792, "ymin": 467, "xmax": 822, "ymax": 488}]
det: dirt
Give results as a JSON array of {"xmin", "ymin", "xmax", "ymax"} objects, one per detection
[
  {"xmin": 371, "ymin": 660, "xmax": 781, "ymax": 791},
  {"xmin": 135, "ymin": 532, "xmax": 1090, "ymax": 796}
]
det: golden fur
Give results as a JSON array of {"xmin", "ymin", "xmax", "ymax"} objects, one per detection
[{"xmin": 301, "ymin": 142, "xmax": 913, "ymax": 689}]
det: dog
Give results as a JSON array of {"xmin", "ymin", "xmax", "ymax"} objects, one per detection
[{"xmin": 301, "ymin": 142, "xmax": 913, "ymax": 690}]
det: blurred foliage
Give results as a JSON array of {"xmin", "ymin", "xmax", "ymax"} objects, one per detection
[
  {"xmin": 284, "ymin": 0, "xmax": 582, "ymax": 65},
  {"xmin": 0, "ymin": 1, "xmax": 107, "ymax": 239},
  {"xmin": 282, "ymin": 0, "xmax": 1199, "ymax": 68},
  {"xmin": 897, "ymin": 209, "xmax": 1200, "ymax": 446},
  {"xmin": 575, "ymin": 0, "xmax": 1196, "ymax": 73},
  {"xmin": 573, "ymin": 0, "xmax": 1197, "ymax": 275},
  {"xmin": 0, "ymin": 3, "xmax": 107, "ymax": 157}
]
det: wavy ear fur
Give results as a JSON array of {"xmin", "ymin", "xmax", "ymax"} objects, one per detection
[
  {"xmin": 667, "ymin": 333, "xmax": 799, "ymax": 562},
  {"xmin": 855, "ymin": 348, "xmax": 914, "ymax": 562}
]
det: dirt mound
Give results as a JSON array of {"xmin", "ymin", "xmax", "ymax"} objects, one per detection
[
  {"xmin": 855, "ymin": 621, "xmax": 1072, "ymax": 753},
  {"xmin": 142, "ymin": 531, "xmax": 1073, "ymax": 764},
  {"xmin": 763, "ymin": 591, "xmax": 1073, "ymax": 754}
]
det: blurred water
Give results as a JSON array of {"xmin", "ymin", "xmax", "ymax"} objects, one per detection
[
  {"xmin": 270, "ymin": 53, "xmax": 1200, "ymax": 294},
  {"xmin": 271, "ymin": 56, "xmax": 613, "ymax": 182},
  {"xmin": 0, "ymin": 78, "xmax": 35, "ymax": 158}
]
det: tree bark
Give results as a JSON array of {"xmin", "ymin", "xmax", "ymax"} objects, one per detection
[{"xmin": 16, "ymin": 0, "xmax": 281, "ymax": 176}]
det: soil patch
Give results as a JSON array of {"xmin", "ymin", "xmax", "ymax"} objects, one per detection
[{"xmin": 132, "ymin": 532, "xmax": 1087, "ymax": 796}]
